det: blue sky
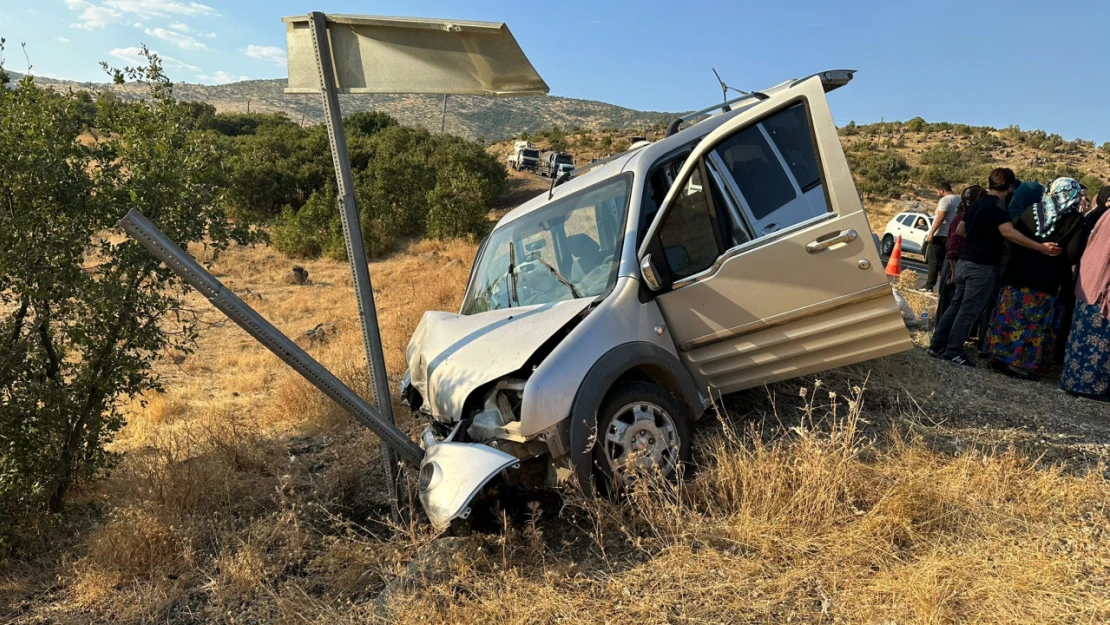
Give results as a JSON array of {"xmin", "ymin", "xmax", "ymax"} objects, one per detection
[{"xmin": 2, "ymin": 0, "xmax": 1108, "ymax": 143}]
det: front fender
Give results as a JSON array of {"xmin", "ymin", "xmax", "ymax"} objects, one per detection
[{"xmin": 568, "ymin": 341, "xmax": 701, "ymax": 493}]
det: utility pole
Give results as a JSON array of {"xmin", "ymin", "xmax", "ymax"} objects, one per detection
[{"xmin": 247, "ymin": 98, "xmax": 251, "ymax": 114}]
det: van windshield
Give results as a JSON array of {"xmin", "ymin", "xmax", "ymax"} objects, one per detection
[
  {"xmin": 461, "ymin": 176, "xmax": 630, "ymax": 315},
  {"xmin": 555, "ymin": 154, "xmax": 573, "ymax": 164}
]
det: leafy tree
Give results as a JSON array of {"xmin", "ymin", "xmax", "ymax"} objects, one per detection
[
  {"xmin": 904, "ymin": 117, "xmax": 927, "ymax": 133},
  {"xmin": 0, "ymin": 48, "xmax": 254, "ymax": 546},
  {"xmin": 271, "ymin": 122, "xmax": 505, "ymax": 260},
  {"xmin": 344, "ymin": 110, "xmax": 397, "ymax": 137},
  {"xmin": 426, "ymin": 166, "xmax": 493, "ymax": 239}
]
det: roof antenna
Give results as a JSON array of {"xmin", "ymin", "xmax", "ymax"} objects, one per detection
[
  {"xmin": 712, "ymin": 67, "xmax": 770, "ymax": 111},
  {"xmin": 712, "ymin": 68, "xmax": 731, "ymax": 113}
]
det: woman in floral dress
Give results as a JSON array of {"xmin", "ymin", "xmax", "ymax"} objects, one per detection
[
  {"xmin": 985, "ymin": 178, "xmax": 1085, "ymax": 377},
  {"xmin": 1061, "ymin": 187, "xmax": 1110, "ymax": 400}
]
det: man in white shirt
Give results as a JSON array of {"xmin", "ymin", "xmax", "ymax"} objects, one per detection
[{"xmin": 922, "ymin": 181, "xmax": 959, "ymax": 292}]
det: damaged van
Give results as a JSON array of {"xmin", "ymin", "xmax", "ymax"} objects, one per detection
[{"xmin": 403, "ymin": 70, "xmax": 913, "ymax": 520}]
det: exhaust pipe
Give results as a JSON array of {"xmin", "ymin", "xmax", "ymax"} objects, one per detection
[{"xmin": 117, "ymin": 209, "xmax": 425, "ymax": 467}]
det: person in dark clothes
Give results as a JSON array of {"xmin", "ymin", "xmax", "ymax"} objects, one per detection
[
  {"xmin": 928, "ymin": 168, "xmax": 1061, "ymax": 366},
  {"xmin": 984, "ymin": 178, "xmax": 1085, "ymax": 378},
  {"xmin": 1055, "ymin": 186, "xmax": 1110, "ymax": 364},
  {"xmin": 922, "ymin": 181, "xmax": 959, "ymax": 292},
  {"xmin": 1061, "ymin": 200, "xmax": 1110, "ymax": 400},
  {"xmin": 935, "ymin": 185, "xmax": 983, "ymax": 321}
]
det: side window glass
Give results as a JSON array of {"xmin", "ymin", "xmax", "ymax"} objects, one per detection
[
  {"xmin": 762, "ymin": 104, "xmax": 821, "ymax": 191},
  {"xmin": 655, "ymin": 166, "xmax": 719, "ymax": 279},
  {"xmin": 714, "ymin": 102, "xmax": 828, "ymax": 236},
  {"xmin": 714, "ymin": 125, "xmax": 795, "ymax": 221}
]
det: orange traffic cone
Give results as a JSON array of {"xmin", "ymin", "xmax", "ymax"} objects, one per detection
[{"xmin": 885, "ymin": 236, "xmax": 903, "ymax": 277}]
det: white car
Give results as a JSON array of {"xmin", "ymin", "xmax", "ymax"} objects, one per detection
[{"xmin": 880, "ymin": 211, "xmax": 933, "ymax": 257}]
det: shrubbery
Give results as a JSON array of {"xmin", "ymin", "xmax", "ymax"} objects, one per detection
[
  {"xmin": 0, "ymin": 50, "xmax": 256, "ymax": 548},
  {"xmin": 270, "ymin": 122, "xmax": 506, "ymax": 261},
  {"xmin": 845, "ymin": 143, "xmax": 911, "ymax": 198}
]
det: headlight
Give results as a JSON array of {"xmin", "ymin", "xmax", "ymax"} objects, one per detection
[{"xmin": 419, "ymin": 461, "xmax": 439, "ymax": 491}]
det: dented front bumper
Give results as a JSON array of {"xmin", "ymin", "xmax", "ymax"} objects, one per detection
[{"xmin": 418, "ymin": 441, "xmax": 519, "ymax": 528}]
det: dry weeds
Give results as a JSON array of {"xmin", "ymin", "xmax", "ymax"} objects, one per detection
[{"xmin": 3, "ymin": 238, "xmax": 1110, "ymax": 624}]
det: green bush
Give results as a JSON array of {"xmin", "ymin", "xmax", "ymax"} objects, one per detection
[
  {"xmin": 271, "ymin": 122, "xmax": 505, "ymax": 260},
  {"xmin": 426, "ymin": 166, "xmax": 490, "ymax": 239},
  {"xmin": 0, "ymin": 50, "xmax": 255, "ymax": 548},
  {"xmin": 846, "ymin": 145, "xmax": 912, "ymax": 197}
]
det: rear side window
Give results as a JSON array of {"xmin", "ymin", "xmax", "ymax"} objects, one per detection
[
  {"xmin": 714, "ymin": 126, "xmax": 796, "ymax": 220},
  {"xmin": 712, "ymin": 102, "xmax": 829, "ymax": 237},
  {"xmin": 898, "ymin": 214, "xmax": 915, "ymax": 226},
  {"xmin": 762, "ymin": 104, "xmax": 821, "ymax": 191}
]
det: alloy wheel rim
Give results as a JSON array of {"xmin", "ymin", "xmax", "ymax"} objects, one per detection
[{"xmin": 602, "ymin": 401, "xmax": 680, "ymax": 478}]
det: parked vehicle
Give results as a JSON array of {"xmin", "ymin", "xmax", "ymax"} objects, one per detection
[
  {"xmin": 539, "ymin": 150, "xmax": 574, "ymax": 178},
  {"xmin": 403, "ymin": 70, "xmax": 913, "ymax": 521},
  {"xmin": 880, "ymin": 211, "xmax": 933, "ymax": 257},
  {"xmin": 509, "ymin": 140, "xmax": 540, "ymax": 171}
]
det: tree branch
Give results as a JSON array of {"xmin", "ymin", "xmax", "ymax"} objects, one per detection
[{"xmin": 37, "ymin": 301, "xmax": 60, "ymax": 381}]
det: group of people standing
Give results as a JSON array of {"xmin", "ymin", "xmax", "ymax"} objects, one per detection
[{"xmin": 920, "ymin": 168, "xmax": 1110, "ymax": 402}]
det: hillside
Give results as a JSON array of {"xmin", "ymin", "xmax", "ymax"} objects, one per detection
[
  {"xmin": 11, "ymin": 72, "xmax": 679, "ymax": 140},
  {"xmin": 491, "ymin": 118, "xmax": 1110, "ymax": 232}
]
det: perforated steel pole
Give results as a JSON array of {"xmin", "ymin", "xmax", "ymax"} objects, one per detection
[
  {"xmin": 307, "ymin": 12, "xmax": 405, "ymax": 513},
  {"xmin": 117, "ymin": 209, "xmax": 425, "ymax": 466}
]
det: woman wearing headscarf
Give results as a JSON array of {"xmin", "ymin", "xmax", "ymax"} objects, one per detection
[
  {"xmin": 1054, "ymin": 186, "xmax": 1110, "ymax": 363},
  {"xmin": 935, "ymin": 185, "xmax": 984, "ymax": 320},
  {"xmin": 1061, "ymin": 193, "xmax": 1110, "ymax": 400},
  {"xmin": 984, "ymin": 178, "xmax": 1085, "ymax": 378}
]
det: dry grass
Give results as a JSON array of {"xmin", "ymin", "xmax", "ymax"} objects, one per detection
[{"xmin": 3, "ymin": 237, "xmax": 1110, "ymax": 624}]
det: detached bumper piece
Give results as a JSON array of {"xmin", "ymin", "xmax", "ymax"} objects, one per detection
[{"xmin": 419, "ymin": 442, "xmax": 519, "ymax": 528}]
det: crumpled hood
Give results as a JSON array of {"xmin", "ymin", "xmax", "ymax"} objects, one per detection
[{"xmin": 406, "ymin": 299, "xmax": 593, "ymax": 421}]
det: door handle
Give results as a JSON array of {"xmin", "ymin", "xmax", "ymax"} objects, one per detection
[{"xmin": 806, "ymin": 229, "xmax": 858, "ymax": 254}]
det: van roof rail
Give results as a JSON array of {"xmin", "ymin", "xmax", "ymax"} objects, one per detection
[{"xmin": 663, "ymin": 69, "xmax": 856, "ymax": 137}]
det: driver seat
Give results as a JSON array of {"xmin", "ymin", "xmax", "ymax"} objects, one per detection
[{"xmin": 566, "ymin": 234, "xmax": 603, "ymax": 282}]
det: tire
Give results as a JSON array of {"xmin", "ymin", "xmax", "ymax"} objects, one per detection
[
  {"xmin": 592, "ymin": 381, "xmax": 691, "ymax": 487},
  {"xmin": 881, "ymin": 234, "xmax": 895, "ymax": 256}
]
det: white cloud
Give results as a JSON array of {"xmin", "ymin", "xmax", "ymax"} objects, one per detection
[
  {"xmin": 144, "ymin": 26, "xmax": 206, "ymax": 50},
  {"xmin": 108, "ymin": 46, "xmax": 200, "ymax": 72},
  {"xmin": 168, "ymin": 22, "xmax": 216, "ymax": 37},
  {"xmin": 245, "ymin": 44, "xmax": 285, "ymax": 67},
  {"xmin": 66, "ymin": 0, "xmax": 126, "ymax": 30},
  {"xmin": 56, "ymin": 36, "xmax": 72, "ymax": 43},
  {"xmin": 104, "ymin": 0, "xmax": 217, "ymax": 18},
  {"xmin": 66, "ymin": 0, "xmax": 217, "ymax": 29},
  {"xmin": 196, "ymin": 70, "xmax": 248, "ymax": 85}
]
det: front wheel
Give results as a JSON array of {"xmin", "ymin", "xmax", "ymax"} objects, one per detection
[
  {"xmin": 881, "ymin": 234, "xmax": 895, "ymax": 256},
  {"xmin": 593, "ymin": 381, "xmax": 691, "ymax": 487}
]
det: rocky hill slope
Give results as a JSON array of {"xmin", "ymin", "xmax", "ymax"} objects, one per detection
[{"xmin": 10, "ymin": 72, "xmax": 679, "ymax": 140}]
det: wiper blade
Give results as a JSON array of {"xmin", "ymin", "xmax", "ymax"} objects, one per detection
[
  {"xmin": 529, "ymin": 251, "xmax": 581, "ymax": 299},
  {"xmin": 507, "ymin": 240, "xmax": 519, "ymax": 305}
]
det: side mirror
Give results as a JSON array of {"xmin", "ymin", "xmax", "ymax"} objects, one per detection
[{"xmin": 640, "ymin": 254, "xmax": 662, "ymax": 291}]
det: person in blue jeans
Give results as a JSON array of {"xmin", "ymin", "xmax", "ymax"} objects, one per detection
[{"xmin": 929, "ymin": 168, "xmax": 1062, "ymax": 366}]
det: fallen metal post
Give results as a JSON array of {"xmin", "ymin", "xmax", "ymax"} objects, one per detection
[
  {"xmin": 306, "ymin": 11, "xmax": 404, "ymax": 511},
  {"xmin": 117, "ymin": 208, "xmax": 426, "ymax": 467}
]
